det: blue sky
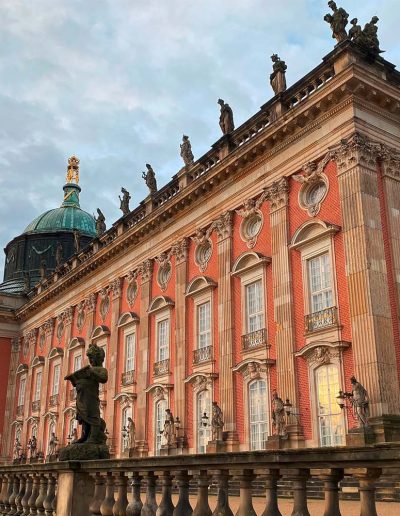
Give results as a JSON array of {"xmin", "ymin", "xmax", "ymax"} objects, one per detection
[{"xmin": 0, "ymin": 0, "xmax": 399, "ymax": 274}]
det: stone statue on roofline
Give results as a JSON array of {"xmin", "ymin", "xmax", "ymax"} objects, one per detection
[
  {"xmin": 180, "ymin": 135, "xmax": 194, "ymax": 167},
  {"xmin": 94, "ymin": 208, "xmax": 106, "ymax": 236},
  {"xmin": 59, "ymin": 343, "xmax": 110, "ymax": 460},
  {"xmin": 142, "ymin": 163, "xmax": 158, "ymax": 195},
  {"xmin": 73, "ymin": 229, "xmax": 80, "ymax": 253},
  {"xmin": 356, "ymin": 17, "xmax": 383, "ymax": 59},
  {"xmin": 270, "ymin": 54, "xmax": 287, "ymax": 95},
  {"xmin": 39, "ymin": 259, "xmax": 47, "ymax": 281},
  {"xmin": 324, "ymin": 1, "xmax": 349, "ymax": 44},
  {"xmin": 218, "ymin": 98, "xmax": 235, "ymax": 135},
  {"xmin": 119, "ymin": 187, "xmax": 131, "ymax": 216}
]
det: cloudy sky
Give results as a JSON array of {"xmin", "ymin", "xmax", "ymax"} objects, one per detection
[{"xmin": 0, "ymin": 0, "xmax": 399, "ymax": 273}]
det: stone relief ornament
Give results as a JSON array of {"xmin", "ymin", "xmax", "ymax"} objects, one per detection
[
  {"xmin": 126, "ymin": 270, "xmax": 139, "ymax": 307},
  {"xmin": 153, "ymin": 386, "xmax": 166, "ymax": 402},
  {"xmin": 212, "ymin": 211, "xmax": 233, "ymax": 240},
  {"xmin": 308, "ymin": 346, "xmax": 338, "ymax": 366},
  {"xmin": 236, "ymin": 198, "xmax": 264, "ymax": 248},
  {"xmin": 171, "ymin": 238, "xmax": 188, "ymax": 265},
  {"xmin": 264, "ymin": 178, "xmax": 289, "ymax": 211},
  {"xmin": 11, "ymin": 337, "xmax": 21, "ymax": 353},
  {"xmin": 293, "ymin": 160, "xmax": 329, "ymax": 217},
  {"xmin": 85, "ymin": 292, "xmax": 97, "ymax": 312},
  {"xmin": 192, "ymin": 227, "xmax": 213, "ymax": 272},
  {"xmin": 56, "ymin": 317, "xmax": 64, "ymax": 342},
  {"xmin": 139, "ymin": 259, "xmax": 153, "ymax": 283},
  {"xmin": 156, "ymin": 252, "xmax": 173, "ymax": 291},
  {"xmin": 110, "ymin": 278, "xmax": 122, "ymax": 298},
  {"xmin": 76, "ymin": 301, "xmax": 86, "ymax": 331},
  {"xmin": 99, "ymin": 288, "xmax": 110, "ymax": 321}
]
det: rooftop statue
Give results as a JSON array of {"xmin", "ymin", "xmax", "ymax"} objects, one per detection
[
  {"xmin": 180, "ymin": 135, "xmax": 194, "ymax": 166},
  {"xmin": 142, "ymin": 163, "xmax": 158, "ymax": 195},
  {"xmin": 59, "ymin": 343, "xmax": 110, "ymax": 460},
  {"xmin": 119, "ymin": 187, "xmax": 131, "ymax": 216},
  {"xmin": 349, "ymin": 18, "xmax": 362, "ymax": 42},
  {"xmin": 55, "ymin": 242, "xmax": 63, "ymax": 268},
  {"xmin": 324, "ymin": 1, "xmax": 349, "ymax": 44},
  {"xmin": 357, "ymin": 16, "xmax": 383, "ymax": 58},
  {"xmin": 39, "ymin": 259, "xmax": 47, "ymax": 281},
  {"xmin": 73, "ymin": 229, "xmax": 81, "ymax": 253},
  {"xmin": 66, "ymin": 155, "xmax": 80, "ymax": 184},
  {"xmin": 94, "ymin": 208, "xmax": 106, "ymax": 236},
  {"xmin": 218, "ymin": 98, "xmax": 235, "ymax": 135},
  {"xmin": 270, "ymin": 54, "xmax": 287, "ymax": 95}
]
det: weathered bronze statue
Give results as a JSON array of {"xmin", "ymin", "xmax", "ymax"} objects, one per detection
[
  {"xmin": 73, "ymin": 229, "xmax": 80, "ymax": 253},
  {"xmin": 39, "ymin": 259, "xmax": 47, "ymax": 281},
  {"xmin": 270, "ymin": 54, "xmax": 287, "ymax": 95},
  {"xmin": 119, "ymin": 187, "xmax": 131, "ymax": 216},
  {"xmin": 94, "ymin": 208, "xmax": 106, "ymax": 236},
  {"xmin": 211, "ymin": 401, "xmax": 224, "ymax": 441},
  {"xmin": 324, "ymin": 1, "xmax": 349, "ymax": 44},
  {"xmin": 55, "ymin": 242, "xmax": 63, "ymax": 268},
  {"xmin": 272, "ymin": 391, "xmax": 287, "ymax": 437},
  {"xmin": 180, "ymin": 135, "xmax": 194, "ymax": 166},
  {"xmin": 142, "ymin": 164, "xmax": 158, "ymax": 195},
  {"xmin": 59, "ymin": 343, "xmax": 110, "ymax": 460},
  {"xmin": 218, "ymin": 98, "xmax": 235, "ymax": 135}
]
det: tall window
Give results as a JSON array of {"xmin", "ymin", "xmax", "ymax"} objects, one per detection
[
  {"xmin": 155, "ymin": 399, "xmax": 167, "ymax": 455},
  {"xmin": 245, "ymin": 280, "xmax": 264, "ymax": 333},
  {"xmin": 18, "ymin": 377, "xmax": 26, "ymax": 406},
  {"xmin": 249, "ymin": 380, "xmax": 268, "ymax": 450},
  {"xmin": 74, "ymin": 354, "xmax": 82, "ymax": 372},
  {"xmin": 47, "ymin": 421, "xmax": 56, "ymax": 455},
  {"xmin": 52, "ymin": 364, "xmax": 61, "ymax": 396},
  {"xmin": 34, "ymin": 371, "xmax": 42, "ymax": 401},
  {"xmin": 197, "ymin": 302, "xmax": 211, "ymax": 349},
  {"xmin": 68, "ymin": 417, "xmax": 78, "ymax": 441},
  {"xmin": 157, "ymin": 319, "xmax": 169, "ymax": 362},
  {"xmin": 125, "ymin": 333, "xmax": 135, "ymax": 372},
  {"xmin": 121, "ymin": 406, "xmax": 133, "ymax": 452},
  {"xmin": 316, "ymin": 364, "xmax": 344, "ymax": 446},
  {"xmin": 308, "ymin": 254, "xmax": 333, "ymax": 313},
  {"xmin": 197, "ymin": 390, "xmax": 211, "ymax": 453}
]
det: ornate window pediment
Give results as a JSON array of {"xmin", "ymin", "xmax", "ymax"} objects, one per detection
[
  {"xmin": 144, "ymin": 383, "xmax": 173, "ymax": 401},
  {"xmin": 232, "ymin": 358, "xmax": 275, "ymax": 380},
  {"xmin": 290, "ymin": 220, "xmax": 340, "ymax": 250},
  {"xmin": 31, "ymin": 356, "xmax": 45, "ymax": 368},
  {"xmin": 148, "ymin": 296, "xmax": 174, "ymax": 314},
  {"xmin": 117, "ymin": 312, "xmax": 140, "ymax": 328},
  {"xmin": 184, "ymin": 372, "xmax": 217, "ymax": 393},
  {"xmin": 48, "ymin": 347, "xmax": 64, "ymax": 359},
  {"xmin": 186, "ymin": 276, "xmax": 217, "ymax": 297},
  {"xmin": 68, "ymin": 337, "xmax": 86, "ymax": 350},
  {"xmin": 90, "ymin": 326, "xmax": 110, "ymax": 341},
  {"xmin": 113, "ymin": 392, "xmax": 137, "ymax": 408},
  {"xmin": 231, "ymin": 251, "xmax": 271, "ymax": 276},
  {"xmin": 295, "ymin": 340, "xmax": 350, "ymax": 365},
  {"xmin": 16, "ymin": 363, "xmax": 28, "ymax": 375}
]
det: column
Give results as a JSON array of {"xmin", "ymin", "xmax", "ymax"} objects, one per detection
[
  {"xmin": 172, "ymin": 238, "xmax": 188, "ymax": 448},
  {"xmin": 265, "ymin": 178, "xmax": 303, "ymax": 446},
  {"xmin": 213, "ymin": 211, "xmax": 238, "ymax": 449},
  {"xmin": 57, "ymin": 307, "xmax": 75, "ymax": 441},
  {"xmin": 135, "ymin": 259, "xmax": 153, "ymax": 456},
  {"xmin": 1, "ymin": 337, "xmax": 21, "ymax": 459},
  {"xmin": 334, "ymin": 134, "xmax": 400, "ymax": 423}
]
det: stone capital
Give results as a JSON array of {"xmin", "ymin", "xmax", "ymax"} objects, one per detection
[
  {"xmin": 212, "ymin": 211, "xmax": 233, "ymax": 240},
  {"xmin": 85, "ymin": 292, "xmax": 97, "ymax": 312},
  {"xmin": 139, "ymin": 259, "xmax": 153, "ymax": 283},
  {"xmin": 109, "ymin": 277, "xmax": 123, "ymax": 299},
  {"xmin": 11, "ymin": 337, "xmax": 21, "ymax": 353},
  {"xmin": 171, "ymin": 238, "xmax": 189, "ymax": 265},
  {"xmin": 330, "ymin": 132, "xmax": 380, "ymax": 174},
  {"xmin": 264, "ymin": 177, "xmax": 289, "ymax": 211}
]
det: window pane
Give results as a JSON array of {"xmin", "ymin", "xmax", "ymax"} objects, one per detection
[
  {"xmin": 155, "ymin": 399, "xmax": 167, "ymax": 455},
  {"xmin": 316, "ymin": 364, "xmax": 344, "ymax": 447},
  {"xmin": 18, "ymin": 377, "xmax": 26, "ymax": 406},
  {"xmin": 74, "ymin": 354, "xmax": 82, "ymax": 372},
  {"xmin": 125, "ymin": 333, "xmax": 135, "ymax": 372},
  {"xmin": 249, "ymin": 380, "xmax": 268, "ymax": 450},
  {"xmin": 197, "ymin": 302, "xmax": 211, "ymax": 349},
  {"xmin": 157, "ymin": 319, "xmax": 170, "ymax": 361},
  {"xmin": 35, "ymin": 372, "xmax": 42, "ymax": 401},
  {"xmin": 52, "ymin": 364, "xmax": 60, "ymax": 395},
  {"xmin": 246, "ymin": 280, "xmax": 264, "ymax": 333},
  {"xmin": 308, "ymin": 254, "xmax": 333, "ymax": 313},
  {"xmin": 197, "ymin": 390, "xmax": 211, "ymax": 453}
]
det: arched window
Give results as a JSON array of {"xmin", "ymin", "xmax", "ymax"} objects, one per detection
[
  {"xmin": 196, "ymin": 390, "xmax": 211, "ymax": 453},
  {"xmin": 249, "ymin": 380, "xmax": 268, "ymax": 450},
  {"xmin": 155, "ymin": 399, "xmax": 167, "ymax": 456},
  {"xmin": 47, "ymin": 421, "xmax": 56, "ymax": 456},
  {"xmin": 315, "ymin": 364, "xmax": 344, "ymax": 446},
  {"xmin": 121, "ymin": 406, "xmax": 132, "ymax": 453},
  {"xmin": 68, "ymin": 416, "xmax": 78, "ymax": 443}
]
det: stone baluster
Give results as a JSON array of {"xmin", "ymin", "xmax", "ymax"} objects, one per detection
[
  {"xmin": 261, "ymin": 469, "xmax": 282, "ymax": 516},
  {"xmin": 21, "ymin": 474, "xmax": 33, "ymax": 516},
  {"xmin": 126, "ymin": 474, "xmax": 142, "ymax": 516},
  {"xmin": 192, "ymin": 470, "xmax": 212, "ymax": 516},
  {"xmin": 317, "ymin": 469, "xmax": 343, "ymax": 516},
  {"xmin": 35, "ymin": 474, "xmax": 48, "ymax": 516},
  {"xmin": 100, "ymin": 473, "xmax": 115, "ymax": 516},
  {"xmin": 42, "ymin": 475, "xmax": 56, "ymax": 516},
  {"xmin": 141, "ymin": 472, "xmax": 157, "ymax": 516},
  {"xmin": 51, "ymin": 479, "xmax": 57, "ymax": 516},
  {"xmin": 89, "ymin": 474, "xmax": 106, "ymax": 516},
  {"xmin": 4, "ymin": 474, "xmax": 14, "ymax": 514},
  {"xmin": 157, "ymin": 472, "xmax": 174, "ymax": 516},
  {"xmin": 173, "ymin": 471, "xmax": 192, "ymax": 516},
  {"xmin": 15, "ymin": 474, "xmax": 27, "ymax": 516},
  {"xmin": 8, "ymin": 473, "xmax": 20, "ymax": 515},
  {"xmin": 285, "ymin": 469, "xmax": 310, "ymax": 516},
  {"xmin": 353, "ymin": 468, "xmax": 381, "ymax": 516},
  {"xmin": 212, "ymin": 470, "xmax": 233, "ymax": 516},
  {"xmin": 28, "ymin": 474, "xmax": 40, "ymax": 515},
  {"xmin": 113, "ymin": 472, "xmax": 128, "ymax": 516},
  {"xmin": 0, "ymin": 474, "xmax": 5, "ymax": 513},
  {"xmin": 235, "ymin": 470, "xmax": 256, "ymax": 516}
]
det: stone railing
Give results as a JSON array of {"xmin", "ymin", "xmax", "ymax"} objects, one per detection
[
  {"xmin": 0, "ymin": 444, "xmax": 399, "ymax": 515},
  {"xmin": 31, "ymin": 400, "xmax": 40, "ymax": 413},
  {"xmin": 153, "ymin": 358, "xmax": 170, "ymax": 377},
  {"xmin": 193, "ymin": 345, "xmax": 212, "ymax": 364},
  {"xmin": 152, "ymin": 179, "xmax": 180, "ymax": 209},
  {"xmin": 121, "ymin": 370, "xmax": 135, "ymax": 386},
  {"xmin": 242, "ymin": 328, "xmax": 268, "ymax": 350},
  {"xmin": 49, "ymin": 394, "xmax": 59, "ymax": 408},
  {"xmin": 305, "ymin": 306, "xmax": 338, "ymax": 333}
]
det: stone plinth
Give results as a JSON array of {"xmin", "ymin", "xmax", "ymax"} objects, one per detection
[
  {"xmin": 160, "ymin": 444, "xmax": 177, "ymax": 456},
  {"xmin": 58, "ymin": 442, "xmax": 110, "ymax": 461},
  {"xmin": 265, "ymin": 435, "xmax": 289, "ymax": 450},
  {"xmin": 346, "ymin": 427, "xmax": 375, "ymax": 447},
  {"xmin": 206, "ymin": 440, "xmax": 227, "ymax": 454},
  {"xmin": 369, "ymin": 415, "xmax": 400, "ymax": 443}
]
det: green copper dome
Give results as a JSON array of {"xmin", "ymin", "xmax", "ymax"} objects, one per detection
[{"xmin": 23, "ymin": 183, "xmax": 96, "ymax": 237}]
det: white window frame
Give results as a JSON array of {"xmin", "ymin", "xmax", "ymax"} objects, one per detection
[
  {"xmin": 155, "ymin": 310, "xmax": 170, "ymax": 363},
  {"xmin": 193, "ymin": 291, "xmax": 213, "ymax": 351},
  {"xmin": 52, "ymin": 362, "xmax": 61, "ymax": 396},
  {"xmin": 240, "ymin": 270, "xmax": 266, "ymax": 336},
  {"xmin": 154, "ymin": 398, "xmax": 168, "ymax": 456},
  {"xmin": 244, "ymin": 279, "xmax": 265, "ymax": 333},
  {"xmin": 248, "ymin": 379, "xmax": 268, "ymax": 451},
  {"xmin": 34, "ymin": 370, "xmax": 43, "ymax": 402},
  {"xmin": 18, "ymin": 376, "xmax": 27, "ymax": 406},
  {"xmin": 125, "ymin": 332, "xmax": 136, "ymax": 373},
  {"xmin": 307, "ymin": 252, "xmax": 333, "ymax": 314},
  {"xmin": 73, "ymin": 353, "xmax": 82, "ymax": 372},
  {"xmin": 121, "ymin": 405, "xmax": 133, "ymax": 452},
  {"xmin": 196, "ymin": 389, "xmax": 212, "ymax": 453}
]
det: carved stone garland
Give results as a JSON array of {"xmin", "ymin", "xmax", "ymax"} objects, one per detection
[
  {"xmin": 293, "ymin": 158, "xmax": 330, "ymax": 217},
  {"xmin": 156, "ymin": 252, "xmax": 173, "ymax": 292},
  {"xmin": 236, "ymin": 197, "xmax": 264, "ymax": 248},
  {"xmin": 99, "ymin": 287, "xmax": 110, "ymax": 321},
  {"xmin": 192, "ymin": 227, "xmax": 213, "ymax": 272},
  {"xmin": 126, "ymin": 270, "xmax": 139, "ymax": 307}
]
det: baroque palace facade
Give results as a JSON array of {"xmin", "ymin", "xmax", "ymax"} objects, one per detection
[{"xmin": 1, "ymin": 37, "xmax": 400, "ymax": 462}]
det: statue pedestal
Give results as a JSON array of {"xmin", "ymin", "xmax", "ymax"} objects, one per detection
[
  {"xmin": 346, "ymin": 426, "xmax": 375, "ymax": 447},
  {"xmin": 265, "ymin": 435, "xmax": 289, "ymax": 450},
  {"xmin": 134, "ymin": 440, "xmax": 149, "ymax": 458},
  {"xmin": 160, "ymin": 444, "xmax": 178, "ymax": 456},
  {"xmin": 206, "ymin": 440, "xmax": 227, "ymax": 454},
  {"xmin": 58, "ymin": 442, "xmax": 110, "ymax": 461},
  {"xmin": 285, "ymin": 423, "xmax": 305, "ymax": 449},
  {"xmin": 369, "ymin": 415, "xmax": 400, "ymax": 443},
  {"xmin": 212, "ymin": 134, "xmax": 236, "ymax": 160}
]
